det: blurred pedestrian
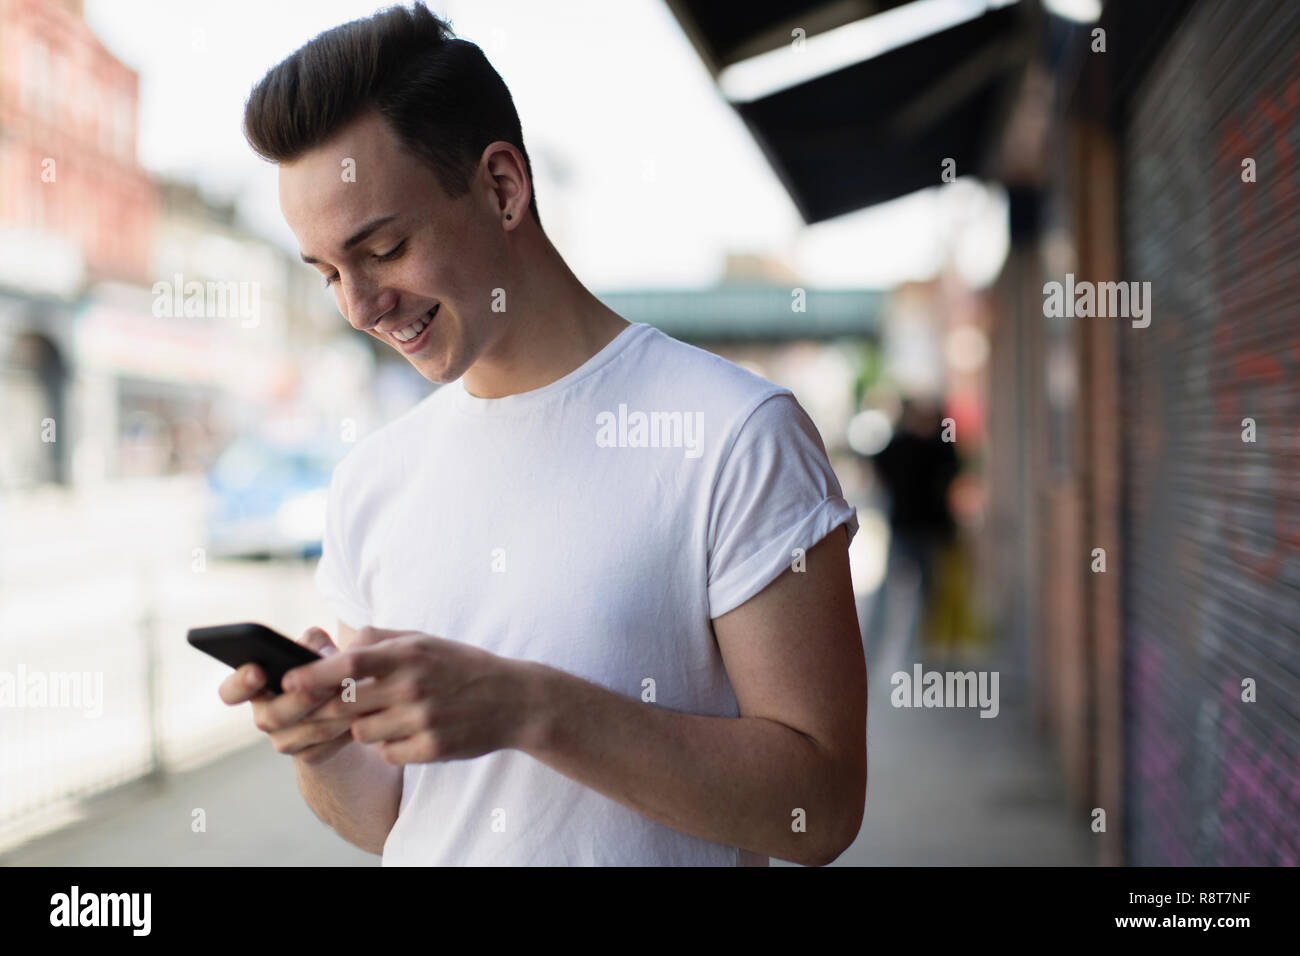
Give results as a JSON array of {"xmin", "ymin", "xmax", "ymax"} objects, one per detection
[{"xmin": 863, "ymin": 397, "xmax": 959, "ymax": 668}]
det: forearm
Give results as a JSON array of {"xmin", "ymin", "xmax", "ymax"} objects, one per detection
[
  {"xmin": 294, "ymin": 737, "xmax": 403, "ymax": 855},
  {"xmin": 516, "ymin": 664, "xmax": 865, "ymax": 866}
]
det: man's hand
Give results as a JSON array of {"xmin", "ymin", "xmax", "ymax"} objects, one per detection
[
  {"xmin": 280, "ymin": 627, "xmax": 540, "ymax": 766},
  {"xmin": 217, "ymin": 626, "xmax": 356, "ymax": 764}
]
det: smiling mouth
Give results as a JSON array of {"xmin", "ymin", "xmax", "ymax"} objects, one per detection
[{"xmin": 392, "ymin": 303, "xmax": 439, "ymax": 343}]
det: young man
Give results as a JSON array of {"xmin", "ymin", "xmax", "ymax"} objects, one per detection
[{"xmin": 219, "ymin": 2, "xmax": 866, "ymax": 866}]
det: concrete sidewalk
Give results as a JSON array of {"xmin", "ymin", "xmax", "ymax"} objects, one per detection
[
  {"xmin": 0, "ymin": 742, "xmax": 377, "ymax": 867},
  {"xmin": 816, "ymin": 645, "xmax": 1097, "ymax": 866}
]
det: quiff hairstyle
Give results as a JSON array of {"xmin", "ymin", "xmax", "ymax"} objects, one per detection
[{"xmin": 243, "ymin": 2, "xmax": 541, "ymax": 228}]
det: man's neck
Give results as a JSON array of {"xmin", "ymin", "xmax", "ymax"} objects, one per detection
[{"xmin": 461, "ymin": 241, "xmax": 630, "ymax": 400}]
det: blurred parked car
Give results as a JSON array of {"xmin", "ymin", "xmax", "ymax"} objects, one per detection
[{"xmin": 204, "ymin": 436, "xmax": 336, "ymax": 559}]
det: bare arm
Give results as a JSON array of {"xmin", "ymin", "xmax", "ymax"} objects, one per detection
[
  {"xmin": 518, "ymin": 526, "xmax": 868, "ymax": 865},
  {"xmin": 291, "ymin": 621, "xmax": 403, "ymax": 855}
]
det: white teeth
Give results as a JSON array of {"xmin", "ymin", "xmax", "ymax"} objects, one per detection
[{"xmin": 393, "ymin": 315, "xmax": 429, "ymax": 342}]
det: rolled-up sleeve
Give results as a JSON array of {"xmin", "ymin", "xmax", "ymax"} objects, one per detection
[{"xmin": 705, "ymin": 391, "xmax": 858, "ymax": 619}]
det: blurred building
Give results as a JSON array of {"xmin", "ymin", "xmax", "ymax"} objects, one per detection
[
  {"xmin": 0, "ymin": 0, "xmax": 157, "ymax": 286},
  {"xmin": 70, "ymin": 178, "xmax": 342, "ymax": 487},
  {"xmin": 0, "ymin": 0, "xmax": 374, "ymax": 490},
  {"xmin": 0, "ymin": 0, "xmax": 159, "ymax": 487}
]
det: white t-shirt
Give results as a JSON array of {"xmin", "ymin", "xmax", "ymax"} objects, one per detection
[{"xmin": 315, "ymin": 321, "xmax": 858, "ymax": 865}]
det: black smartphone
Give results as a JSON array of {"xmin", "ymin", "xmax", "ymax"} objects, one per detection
[{"xmin": 187, "ymin": 622, "xmax": 321, "ymax": 695}]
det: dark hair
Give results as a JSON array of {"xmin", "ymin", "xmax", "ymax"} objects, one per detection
[{"xmin": 243, "ymin": 2, "xmax": 541, "ymax": 228}]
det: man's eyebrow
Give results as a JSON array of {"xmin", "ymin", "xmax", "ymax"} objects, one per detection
[{"xmin": 299, "ymin": 214, "xmax": 399, "ymax": 265}]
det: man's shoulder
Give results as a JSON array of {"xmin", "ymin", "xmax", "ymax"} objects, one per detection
[{"xmin": 625, "ymin": 325, "xmax": 791, "ymax": 420}]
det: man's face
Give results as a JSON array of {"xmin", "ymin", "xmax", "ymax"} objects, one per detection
[{"xmin": 279, "ymin": 109, "xmax": 511, "ymax": 384}]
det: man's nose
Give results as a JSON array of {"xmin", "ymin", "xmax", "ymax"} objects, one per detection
[{"xmin": 341, "ymin": 277, "xmax": 397, "ymax": 332}]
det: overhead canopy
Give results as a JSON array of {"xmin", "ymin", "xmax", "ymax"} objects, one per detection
[
  {"xmin": 665, "ymin": 0, "xmax": 1032, "ymax": 223},
  {"xmin": 664, "ymin": 0, "xmax": 915, "ymax": 75}
]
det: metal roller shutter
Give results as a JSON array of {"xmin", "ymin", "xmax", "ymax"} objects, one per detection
[{"xmin": 1121, "ymin": 0, "xmax": 1300, "ymax": 865}]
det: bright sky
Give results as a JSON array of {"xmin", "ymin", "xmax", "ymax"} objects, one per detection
[{"xmin": 85, "ymin": 0, "xmax": 1009, "ymax": 290}]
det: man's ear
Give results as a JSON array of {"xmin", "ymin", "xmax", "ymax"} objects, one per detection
[{"xmin": 482, "ymin": 142, "xmax": 529, "ymax": 219}]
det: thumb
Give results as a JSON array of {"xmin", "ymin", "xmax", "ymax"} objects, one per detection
[{"xmin": 300, "ymin": 626, "xmax": 339, "ymax": 657}]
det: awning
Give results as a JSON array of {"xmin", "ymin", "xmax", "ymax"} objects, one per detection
[
  {"xmin": 666, "ymin": 1, "xmax": 1032, "ymax": 223},
  {"xmin": 664, "ymin": 0, "xmax": 915, "ymax": 75}
]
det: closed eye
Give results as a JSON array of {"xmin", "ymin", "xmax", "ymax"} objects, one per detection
[
  {"xmin": 323, "ymin": 239, "xmax": 408, "ymax": 287},
  {"xmin": 375, "ymin": 239, "xmax": 407, "ymax": 261}
]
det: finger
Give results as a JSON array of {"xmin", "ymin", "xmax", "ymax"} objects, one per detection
[
  {"xmin": 306, "ymin": 676, "xmax": 389, "ymax": 720},
  {"xmin": 279, "ymin": 628, "xmax": 353, "ymax": 697},
  {"xmin": 218, "ymin": 663, "xmax": 266, "ymax": 705},
  {"xmin": 299, "ymin": 626, "xmax": 339, "ymax": 656},
  {"xmin": 294, "ymin": 731, "xmax": 355, "ymax": 766},
  {"xmin": 350, "ymin": 701, "xmax": 433, "ymax": 745},
  {"xmin": 281, "ymin": 643, "xmax": 403, "ymax": 696},
  {"xmin": 267, "ymin": 715, "xmax": 354, "ymax": 755},
  {"xmin": 255, "ymin": 685, "xmax": 338, "ymax": 732},
  {"xmin": 376, "ymin": 734, "xmax": 438, "ymax": 765}
]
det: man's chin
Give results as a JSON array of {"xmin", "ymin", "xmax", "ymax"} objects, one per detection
[
  {"xmin": 413, "ymin": 366, "xmax": 450, "ymax": 385},
  {"xmin": 408, "ymin": 355, "xmax": 459, "ymax": 386}
]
